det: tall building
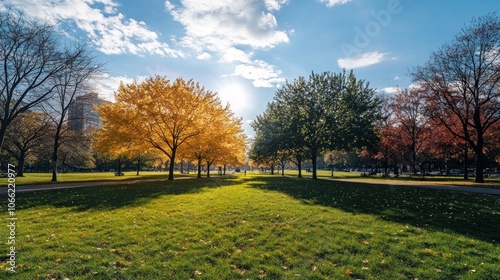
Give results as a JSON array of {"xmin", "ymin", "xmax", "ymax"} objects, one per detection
[{"xmin": 68, "ymin": 92, "xmax": 107, "ymax": 132}]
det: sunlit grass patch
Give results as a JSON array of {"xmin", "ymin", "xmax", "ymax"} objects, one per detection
[{"xmin": 1, "ymin": 175, "xmax": 499, "ymax": 279}]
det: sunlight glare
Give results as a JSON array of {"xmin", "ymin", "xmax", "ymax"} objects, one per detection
[{"xmin": 216, "ymin": 79, "xmax": 252, "ymax": 116}]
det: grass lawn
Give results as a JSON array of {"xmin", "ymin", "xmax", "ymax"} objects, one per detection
[
  {"xmin": 6, "ymin": 171, "xmax": 196, "ymax": 186},
  {"xmin": 1, "ymin": 174, "xmax": 499, "ymax": 279}
]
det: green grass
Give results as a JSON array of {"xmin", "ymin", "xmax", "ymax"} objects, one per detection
[
  {"xmin": 6, "ymin": 171, "xmax": 196, "ymax": 186},
  {"xmin": 1, "ymin": 174, "xmax": 499, "ymax": 279}
]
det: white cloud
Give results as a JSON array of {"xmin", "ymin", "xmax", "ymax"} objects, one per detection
[
  {"xmin": 394, "ymin": 76, "xmax": 401, "ymax": 81},
  {"xmin": 92, "ymin": 73, "xmax": 147, "ymax": 101},
  {"xmin": 169, "ymin": 0, "xmax": 289, "ymax": 51},
  {"xmin": 1, "ymin": 0, "xmax": 182, "ymax": 57},
  {"xmin": 234, "ymin": 60, "xmax": 286, "ymax": 88},
  {"xmin": 264, "ymin": 0, "xmax": 289, "ymax": 11},
  {"xmin": 337, "ymin": 51, "xmax": 388, "ymax": 69},
  {"xmin": 381, "ymin": 87, "xmax": 398, "ymax": 94},
  {"xmin": 319, "ymin": 0, "xmax": 352, "ymax": 7},
  {"xmin": 196, "ymin": 52, "xmax": 212, "ymax": 60},
  {"xmin": 167, "ymin": 0, "xmax": 289, "ymax": 87},
  {"xmin": 164, "ymin": 1, "xmax": 175, "ymax": 11}
]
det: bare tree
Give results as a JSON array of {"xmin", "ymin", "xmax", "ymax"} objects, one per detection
[
  {"xmin": 43, "ymin": 44, "xmax": 102, "ymax": 181},
  {"xmin": 412, "ymin": 13, "xmax": 500, "ymax": 183},
  {"xmin": 0, "ymin": 10, "xmax": 89, "ymax": 153}
]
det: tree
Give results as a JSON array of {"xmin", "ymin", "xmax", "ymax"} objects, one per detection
[
  {"xmin": 97, "ymin": 75, "xmax": 224, "ymax": 180},
  {"xmin": 389, "ymin": 88, "xmax": 431, "ymax": 175},
  {"xmin": 0, "ymin": 10, "xmax": 89, "ymax": 152},
  {"xmin": 94, "ymin": 103, "xmax": 153, "ymax": 175},
  {"xmin": 412, "ymin": 13, "xmax": 500, "ymax": 183},
  {"xmin": 183, "ymin": 102, "xmax": 246, "ymax": 178},
  {"xmin": 208, "ymin": 119, "xmax": 246, "ymax": 176},
  {"xmin": 249, "ymin": 106, "xmax": 285, "ymax": 176},
  {"xmin": 323, "ymin": 150, "xmax": 349, "ymax": 177},
  {"xmin": 3, "ymin": 111, "xmax": 49, "ymax": 176},
  {"xmin": 44, "ymin": 44, "xmax": 101, "ymax": 181},
  {"xmin": 255, "ymin": 70, "xmax": 381, "ymax": 179}
]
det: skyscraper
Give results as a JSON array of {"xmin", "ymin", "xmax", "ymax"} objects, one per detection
[{"xmin": 68, "ymin": 92, "xmax": 107, "ymax": 132}]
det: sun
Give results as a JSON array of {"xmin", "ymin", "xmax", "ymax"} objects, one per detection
[{"xmin": 216, "ymin": 79, "xmax": 252, "ymax": 116}]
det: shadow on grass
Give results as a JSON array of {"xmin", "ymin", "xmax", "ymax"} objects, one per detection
[
  {"xmin": 246, "ymin": 176, "xmax": 500, "ymax": 243},
  {"xmin": 17, "ymin": 177, "xmax": 231, "ymax": 212}
]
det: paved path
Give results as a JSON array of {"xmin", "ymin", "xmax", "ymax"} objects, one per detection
[
  {"xmin": 324, "ymin": 178, "xmax": 500, "ymax": 196},
  {"xmin": 0, "ymin": 177, "xmax": 194, "ymax": 195}
]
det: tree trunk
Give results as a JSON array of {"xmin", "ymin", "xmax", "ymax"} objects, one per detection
[
  {"xmin": 281, "ymin": 165, "xmax": 284, "ymax": 176},
  {"xmin": 136, "ymin": 158, "xmax": 141, "ymax": 176},
  {"xmin": 223, "ymin": 165, "xmax": 226, "ymax": 175},
  {"xmin": 331, "ymin": 165, "xmax": 334, "ymax": 177},
  {"xmin": 168, "ymin": 149, "xmax": 176, "ymax": 180},
  {"xmin": 51, "ymin": 122, "xmax": 63, "ymax": 181},
  {"xmin": 296, "ymin": 154, "xmax": 302, "ymax": 178},
  {"xmin": 383, "ymin": 157, "xmax": 389, "ymax": 177},
  {"xmin": 51, "ymin": 160, "xmax": 57, "ymax": 182},
  {"xmin": 17, "ymin": 151, "xmax": 26, "ymax": 177},
  {"xmin": 311, "ymin": 154, "xmax": 318, "ymax": 179},
  {"xmin": 117, "ymin": 158, "xmax": 122, "ymax": 175},
  {"xmin": 0, "ymin": 121, "xmax": 9, "ymax": 153},
  {"xmin": 206, "ymin": 161, "xmax": 211, "ymax": 178},
  {"xmin": 463, "ymin": 144, "xmax": 469, "ymax": 180},
  {"xmin": 197, "ymin": 158, "xmax": 202, "ymax": 178},
  {"xmin": 51, "ymin": 138, "xmax": 59, "ymax": 181},
  {"xmin": 474, "ymin": 142, "xmax": 485, "ymax": 183}
]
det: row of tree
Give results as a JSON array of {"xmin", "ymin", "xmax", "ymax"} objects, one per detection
[
  {"xmin": 0, "ymin": 111, "xmax": 93, "ymax": 176},
  {"xmin": 249, "ymin": 13, "xmax": 500, "ymax": 183},
  {"xmin": 372, "ymin": 87, "xmax": 500, "ymax": 179},
  {"xmin": 1, "ymin": 10, "xmax": 246, "ymax": 181},
  {"xmin": 249, "ymin": 70, "xmax": 381, "ymax": 179},
  {"xmin": 94, "ymin": 76, "xmax": 247, "ymax": 181},
  {"xmin": 0, "ymin": 109, "xmax": 165, "ymax": 176}
]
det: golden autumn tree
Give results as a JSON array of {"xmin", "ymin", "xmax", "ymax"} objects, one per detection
[
  {"xmin": 180, "ymin": 97, "xmax": 247, "ymax": 178},
  {"xmin": 211, "ymin": 121, "xmax": 247, "ymax": 175},
  {"xmin": 200, "ymin": 115, "xmax": 246, "ymax": 178},
  {"xmin": 96, "ymin": 75, "xmax": 224, "ymax": 180},
  {"xmin": 93, "ymin": 111, "xmax": 151, "ymax": 175}
]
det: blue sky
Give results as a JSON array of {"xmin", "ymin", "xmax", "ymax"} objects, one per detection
[{"xmin": 2, "ymin": 0, "xmax": 499, "ymax": 136}]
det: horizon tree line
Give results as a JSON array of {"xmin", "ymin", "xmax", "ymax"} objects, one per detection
[{"xmin": 249, "ymin": 13, "xmax": 500, "ymax": 183}]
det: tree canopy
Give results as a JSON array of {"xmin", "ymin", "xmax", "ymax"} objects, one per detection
[
  {"xmin": 250, "ymin": 70, "xmax": 381, "ymax": 179},
  {"xmin": 96, "ymin": 75, "xmax": 246, "ymax": 180}
]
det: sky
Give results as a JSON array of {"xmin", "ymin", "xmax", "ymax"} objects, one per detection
[{"xmin": 1, "ymin": 0, "xmax": 499, "ymax": 136}]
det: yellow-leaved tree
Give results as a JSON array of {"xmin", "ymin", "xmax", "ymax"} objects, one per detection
[
  {"xmin": 93, "ymin": 100, "xmax": 150, "ymax": 175},
  {"xmin": 96, "ymin": 75, "xmax": 229, "ymax": 180},
  {"xmin": 182, "ymin": 102, "xmax": 247, "ymax": 178}
]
